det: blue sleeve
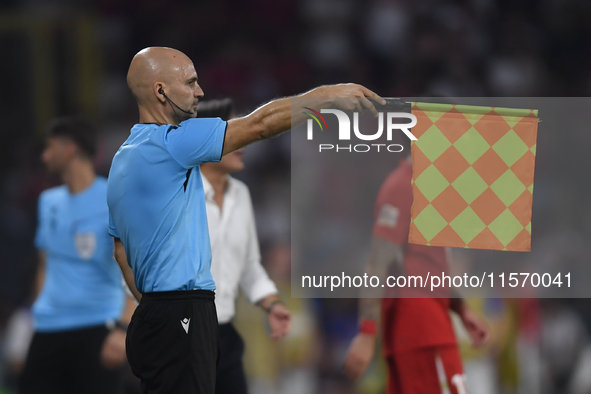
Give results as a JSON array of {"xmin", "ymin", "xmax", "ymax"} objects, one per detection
[
  {"xmin": 34, "ymin": 193, "xmax": 47, "ymax": 250},
  {"xmin": 165, "ymin": 118, "xmax": 227, "ymax": 168},
  {"xmin": 108, "ymin": 210, "xmax": 120, "ymax": 239}
]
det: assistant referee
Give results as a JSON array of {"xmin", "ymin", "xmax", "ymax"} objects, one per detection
[
  {"xmin": 107, "ymin": 46, "xmax": 384, "ymax": 394},
  {"xmin": 21, "ymin": 116, "xmax": 136, "ymax": 394}
]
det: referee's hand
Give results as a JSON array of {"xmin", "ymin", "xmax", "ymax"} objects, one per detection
[{"xmin": 306, "ymin": 83, "xmax": 386, "ymax": 118}]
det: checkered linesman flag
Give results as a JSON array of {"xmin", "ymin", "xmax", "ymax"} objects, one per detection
[{"xmin": 408, "ymin": 102, "xmax": 538, "ymax": 252}]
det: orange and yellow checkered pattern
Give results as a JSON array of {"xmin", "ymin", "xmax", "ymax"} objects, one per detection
[{"xmin": 409, "ymin": 102, "xmax": 538, "ymax": 251}]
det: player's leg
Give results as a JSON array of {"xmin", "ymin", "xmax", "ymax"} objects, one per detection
[
  {"xmin": 19, "ymin": 331, "xmax": 68, "ymax": 394},
  {"xmin": 384, "ymin": 355, "xmax": 401, "ymax": 394},
  {"xmin": 66, "ymin": 325, "xmax": 124, "ymax": 394},
  {"xmin": 438, "ymin": 344, "xmax": 467, "ymax": 394},
  {"xmin": 387, "ymin": 347, "xmax": 455, "ymax": 394},
  {"xmin": 215, "ymin": 323, "xmax": 248, "ymax": 394}
]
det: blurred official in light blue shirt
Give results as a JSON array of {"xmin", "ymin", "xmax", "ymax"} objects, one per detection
[
  {"xmin": 22, "ymin": 116, "xmax": 133, "ymax": 394},
  {"xmin": 34, "ymin": 178, "xmax": 125, "ymax": 331}
]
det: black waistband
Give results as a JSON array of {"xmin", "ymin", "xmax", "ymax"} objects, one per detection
[{"xmin": 141, "ymin": 289, "xmax": 215, "ymax": 302}]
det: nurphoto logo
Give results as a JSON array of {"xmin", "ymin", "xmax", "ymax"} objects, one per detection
[{"xmin": 304, "ymin": 108, "xmax": 418, "ymax": 153}]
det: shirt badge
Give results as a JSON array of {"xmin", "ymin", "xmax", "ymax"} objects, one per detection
[
  {"xmin": 75, "ymin": 232, "xmax": 97, "ymax": 260},
  {"xmin": 377, "ymin": 204, "xmax": 399, "ymax": 228}
]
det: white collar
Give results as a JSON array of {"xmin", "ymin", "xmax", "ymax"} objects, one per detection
[{"xmin": 202, "ymin": 174, "xmax": 234, "ymax": 201}]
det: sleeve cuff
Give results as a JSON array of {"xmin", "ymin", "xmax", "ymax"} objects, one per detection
[
  {"xmin": 218, "ymin": 121, "xmax": 228, "ymax": 161},
  {"xmin": 245, "ymin": 279, "xmax": 278, "ymax": 305}
]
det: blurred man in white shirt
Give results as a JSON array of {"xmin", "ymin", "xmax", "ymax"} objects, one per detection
[{"xmin": 198, "ymin": 99, "xmax": 291, "ymax": 394}]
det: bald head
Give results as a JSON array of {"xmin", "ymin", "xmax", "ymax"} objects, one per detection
[
  {"xmin": 127, "ymin": 47, "xmax": 193, "ymax": 104},
  {"xmin": 127, "ymin": 47, "xmax": 203, "ymax": 124}
]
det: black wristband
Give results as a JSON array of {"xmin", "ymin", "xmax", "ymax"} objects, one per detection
[
  {"xmin": 107, "ymin": 320, "xmax": 129, "ymax": 332},
  {"xmin": 264, "ymin": 299, "xmax": 283, "ymax": 313}
]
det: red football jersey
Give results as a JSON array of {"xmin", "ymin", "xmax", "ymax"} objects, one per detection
[{"xmin": 373, "ymin": 158, "xmax": 457, "ymax": 354}]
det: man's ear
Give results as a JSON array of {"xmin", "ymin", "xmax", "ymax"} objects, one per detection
[
  {"xmin": 154, "ymin": 83, "xmax": 167, "ymax": 104},
  {"xmin": 64, "ymin": 139, "xmax": 79, "ymax": 161}
]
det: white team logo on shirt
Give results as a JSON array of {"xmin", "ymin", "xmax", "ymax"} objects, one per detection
[
  {"xmin": 75, "ymin": 232, "xmax": 97, "ymax": 260},
  {"xmin": 377, "ymin": 204, "xmax": 399, "ymax": 228},
  {"xmin": 181, "ymin": 318, "xmax": 190, "ymax": 334}
]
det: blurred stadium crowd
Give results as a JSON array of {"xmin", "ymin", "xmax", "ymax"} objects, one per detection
[{"xmin": 1, "ymin": 0, "xmax": 591, "ymax": 393}]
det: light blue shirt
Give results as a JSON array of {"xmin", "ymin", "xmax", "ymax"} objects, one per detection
[
  {"xmin": 106, "ymin": 118, "xmax": 227, "ymax": 293},
  {"xmin": 34, "ymin": 177, "xmax": 125, "ymax": 332}
]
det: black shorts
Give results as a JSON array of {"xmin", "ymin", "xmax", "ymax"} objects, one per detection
[
  {"xmin": 126, "ymin": 290, "xmax": 219, "ymax": 394},
  {"xmin": 216, "ymin": 323, "xmax": 247, "ymax": 394},
  {"xmin": 19, "ymin": 324, "xmax": 124, "ymax": 394}
]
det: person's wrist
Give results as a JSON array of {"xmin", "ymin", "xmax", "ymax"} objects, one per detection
[
  {"xmin": 113, "ymin": 320, "xmax": 129, "ymax": 332},
  {"xmin": 106, "ymin": 320, "xmax": 128, "ymax": 332},
  {"xmin": 450, "ymin": 298, "xmax": 467, "ymax": 317},
  {"xmin": 263, "ymin": 299, "xmax": 283, "ymax": 314},
  {"xmin": 302, "ymin": 87, "xmax": 332, "ymax": 103}
]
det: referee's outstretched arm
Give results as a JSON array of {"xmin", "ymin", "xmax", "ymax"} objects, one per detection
[
  {"xmin": 126, "ymin": 47, "xmax": 384, "ymax": 154},
  {"xmin": 222, "ymin": 83, "xmax": 386, "ymax": 155}
]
